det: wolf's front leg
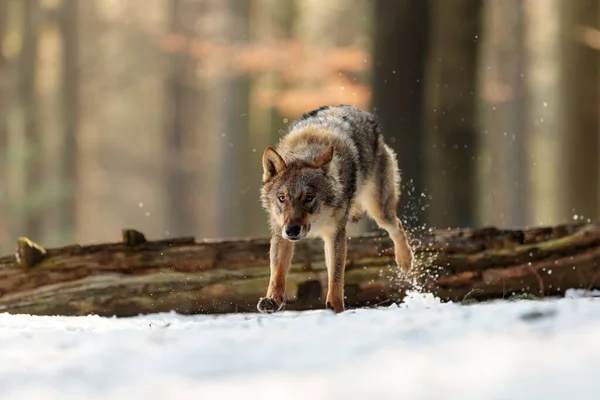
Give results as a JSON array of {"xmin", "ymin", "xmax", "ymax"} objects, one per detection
[
  {"xmin": 257, "ymin": 235, "xmax": 295, "ymax": 313},
  {"xmin": 323, "ymin": 228, "xmax": 347, "ymax": 313}
]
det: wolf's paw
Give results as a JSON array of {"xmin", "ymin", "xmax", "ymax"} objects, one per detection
[
  {"xmin": 395, "ymin": 244, "xmax": 415, "ymax": 274},
  {"xmin": 396, "ymin": 252, "xmax": 414, "ymax": 274},
  {"xmin": 398, "ymin": 256, "xmax": 414, "ymax": 274},
  {"xmin": 257, "ymin": 297, "xmax": 284, "ymax": 313},
  {"xmin": 325, "ymin": 298, "xmax": 345, "ymax": 313}
]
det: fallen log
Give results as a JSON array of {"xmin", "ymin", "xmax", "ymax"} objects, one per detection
[{"xmin": 0, "ymin": 223, "xmax": 599, "ymax": 316}]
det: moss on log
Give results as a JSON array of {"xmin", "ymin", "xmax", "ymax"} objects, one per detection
[{"xmin": 0, "ymin": 222, "xmax": 598, "ymax": 316}]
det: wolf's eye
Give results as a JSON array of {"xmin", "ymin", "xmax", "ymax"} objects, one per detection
[
  {"xmin": 278, "ymin": 195, "xmax": 285, "ymax": 203},
  {"xmin": 305, "ymin": 194, "xmax": 314, "ymax": 202}
]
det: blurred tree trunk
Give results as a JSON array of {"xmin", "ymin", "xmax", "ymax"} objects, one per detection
[
  {"xmin": 36, "ymin": 0, "xmax": 78, "ymax": 247},
  {"xmin": 559, "ymin": 0, "xmax": 599, "ymax": 222},
  {"xmin": 475, "ymin": 0, "xmax": 528, "ymax": 227},
  {"xmin": 21, "ymin": 0, "xmax": 41, "ymax": 241},
  {"xmin": 164, "ymin": 0, "xmax": 220, "ymax": 239},
  {"xmin": 246, "ymin": 0, "xmax": 298, "ymax": 238},
  {"xmin": 0, "ymin": 0, "xmax": 10, "ymax": 251},
  {"xmin": 0, "ymin": 0, "xmax": 77, "ymax": 251},
  {"xmin": 4, "ymin": 0, "xmax": 40, "ymax": 243},
  {"xmin": 424, "ymin": 0, "xmax": 482, "ymax": 229},
  {"xmin": 479, "ymin": 0, "xmax": 599, "ymax": 228},
  {"xmin": 295, "ymin": 0, "xmax": 371, "ymax": 49},
  {"xmin": 371, "ymin": 0, "xmax": 430, "ymax": 230},
  {"xmin": 218, "ymin": 0, "xmax": 251, "ymax": 237},
  {"xmin": 163, "ymin": 0, "xmax": 193, "ymax": 237},
  {"xmin": 524, "ymin": 0, "xmax": 599, "ymax": 225},
  {"xmin": 181, "ymin": 0, "xmax": 251, "ymax": 239},
  {"xmin": 522, "ymin": 0, "xmax": 564, "ymax": 226},
  {"xmin": 57, "ymin": 0, "xmax": 78, "ymax": 244},
  {"xmin": 77, "ymin": 0, "xmax": 169, "ymax": 244},
  {"xmin": 36, "ymin": 2, "xmax": 62, "ymax": 245},
  {"xmin": 294, "ymin": 0, "xmax": 373, "ymax": 235},
  {"xmin": 174, "ymin": 0, "xmax": 250, "ymax": 239}
]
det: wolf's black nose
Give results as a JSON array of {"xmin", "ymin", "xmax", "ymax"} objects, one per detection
[{"xmin": 285, "ymin": 224, "xmax": 301, "ymax": 238}]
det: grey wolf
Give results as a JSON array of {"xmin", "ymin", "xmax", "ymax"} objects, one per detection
[{"xmin": 258, "ymin": 104, "xmax": 414, "ymax": 313}]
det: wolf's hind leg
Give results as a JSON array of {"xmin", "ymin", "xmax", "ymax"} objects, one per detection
[
  {"xmin": 349, "ymin": 202, "xmax": 364, "ymax": 224},
  {"xmin": 362, "ymin": 148, "xmax": 414, "ymax": 273}
]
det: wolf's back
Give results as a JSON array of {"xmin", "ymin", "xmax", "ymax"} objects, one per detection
[{"xmin": 284, "ymin": 104, "xmax": 384, "ymax": 179}]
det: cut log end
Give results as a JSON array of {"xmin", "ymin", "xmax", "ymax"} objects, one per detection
[
  {"xmin": 122, "ymin": 229, "xmax": 147, "ymax": 246},
  {"xmin": 15, "ymin": 237, "xmax": 47, "ymax": 268}
]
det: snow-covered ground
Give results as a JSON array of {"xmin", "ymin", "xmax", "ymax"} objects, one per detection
[{"xmin": 2, "ymin": 290, "xmax": 600, "ymax": 400}]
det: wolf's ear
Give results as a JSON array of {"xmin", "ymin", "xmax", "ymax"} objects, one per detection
[
  {"xmin": 313, "ymin": 145, "xmax": 334, "ymax": 170},
  {"xmin": 262, "ymin": 147, "xmax": 286, "ymax": 182}
]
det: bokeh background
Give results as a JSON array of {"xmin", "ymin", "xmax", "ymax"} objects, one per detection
[{"xmin": 0, "ymin": 0, "xmax": 599, "ymax": 254}]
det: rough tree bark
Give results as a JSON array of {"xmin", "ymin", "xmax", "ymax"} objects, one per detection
[{"xmin": 0, "ymin": 223, "xmax": 599, "ymax": 317}]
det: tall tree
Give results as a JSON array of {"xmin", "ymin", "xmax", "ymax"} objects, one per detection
[
  {"xmin": 423, "ymin": 0, "xmax": 482, "ymax": 229},
  {"xmin": 522, "ymin": 0, "xmax": 565, "ymax": 226},
  {"xmin": 475, "ymin": 0, "xmax": 528, "ymax": 227},
  {"xmin": 161, "ymin": 0, "xmax": 223, "ymax": 239},
  {"xmin": 245, "ymin": 0, "xmax": 299, "ymax": 238},
  {"xmin": 371, "ymin": 0, "xmax": 430, "ymax": 229},
  {"xmin": 218, "ymin": 0, "xmax": 251, "ymax": 237},
  {"xmin": 168, "ymin": 0, "xmax": 252, "ymax": 239},
  {"xmin": 36, "ymin": 0, "xmax": 62, "ymax": 246},
  {"xmin": 163, "ymin": 0, "xmax": 193, "ymax": 237},
  {"xmin": 0, "ymin": 0, "xmax": 10, "ymax": 251},
  {"xmin": 559, "ymin": 0, "xmax": 599, "ymax": 222},
  {"xmin": 479, "ymin": 0, "xmax": 599, "ymax": 227},
  {"xmin": 35, "ymin": 0, "xmax": 78, "ymax": 247},
  {"xmin": 57, "ymin": 0, "xmax": 78, "ymax": 243},
  {"xmin": 4, "ymin": 0, "xmax": 40, "ymax": 245},
  {"xmin": 294, "ymin": 0, "xmax": 373, "ymax": 235},
  {"xmin": 77, "ymin": 0, "xmax": 169, "ymax": 243}
]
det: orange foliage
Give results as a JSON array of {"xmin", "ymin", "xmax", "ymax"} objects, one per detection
[
  {"xmin": 158, "ymin": 35, "xmax": 371, "ymax": 115},
  {"xmin": 257, "ymin": 75, "xmax": 371, "ymax": 115},
  {"xmin": 159, "ymin": 35, "xmax": 370, "ymax": 77}
]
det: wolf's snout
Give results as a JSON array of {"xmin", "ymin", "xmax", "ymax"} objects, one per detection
[{"xmin": 285, "ymin": 224, "xmax": 302, "ymax": 239}]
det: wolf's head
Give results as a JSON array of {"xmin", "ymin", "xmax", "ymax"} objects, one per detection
[{"xmin": 260, "ymin": 145, "xmax": 335, "ymax": 241}]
